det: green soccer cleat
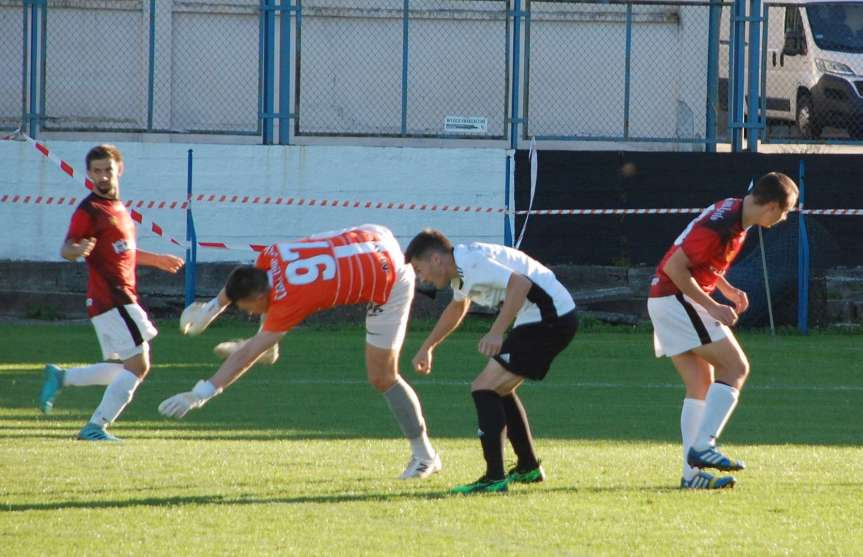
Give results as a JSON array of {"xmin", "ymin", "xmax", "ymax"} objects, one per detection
[
  {"xmin": 680, "ymin": 470, "xmax": 736, "ymax": 490},
  {"xmin": 450, "ymin": 475, "xmax": 509, "ymax": 495},
  {"xmin": 506, "ymin": 462, "xmax": 546, "ymax": 484},
  {"xmin": 38, "ymin": 364, "xmax": 66, "ymax": 414},
  {"xmin": 77, "ymin": 422, "xmax": 121, "ymax": 442}
]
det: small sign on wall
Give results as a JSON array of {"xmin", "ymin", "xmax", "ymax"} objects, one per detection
[{"xmin": 444, "ymin": 116, "xmax": 488, "ymax": 134}]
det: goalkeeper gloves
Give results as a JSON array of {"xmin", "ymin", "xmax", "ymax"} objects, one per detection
[
  {"xmin": 180, "ymin": 297, "xmax": 226, "ymax": 336},
  {"xmin": 158, "ymin": 380, "xmax": 222, "ymax": 418}
]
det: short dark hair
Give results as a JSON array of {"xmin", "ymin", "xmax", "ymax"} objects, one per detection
[
  {"xmin": 224, "ymin": 266, "xmax": 270, "ymax": 303},
  {"xmin": 751, "ymin": 172, "xmax": 798, "ymax": 210},
  {"xmin": 404, "ymin": 229, "xmax": 453, "ymax": 263},
  {"xmin": 86, "ymin": 144, "xmax": 123, "ymax": 170}
]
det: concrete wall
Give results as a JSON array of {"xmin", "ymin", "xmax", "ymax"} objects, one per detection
[{"xmin": 0, "ymin": 139, "xmax": 508, "ymax": 262}]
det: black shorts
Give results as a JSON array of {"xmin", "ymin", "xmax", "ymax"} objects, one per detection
[{"xmin": 493, "ymin": 310, "xmax": 578, "ymax": 381}]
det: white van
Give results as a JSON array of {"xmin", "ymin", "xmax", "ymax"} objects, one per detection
[{"xmin": 721, "ymin": 0, "xmax": 863, "ymax": 139}]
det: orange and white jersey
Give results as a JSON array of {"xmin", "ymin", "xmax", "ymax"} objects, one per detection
[{"xmin": 257, "ymin": 225, "xmax": 401, "ymax": 333}]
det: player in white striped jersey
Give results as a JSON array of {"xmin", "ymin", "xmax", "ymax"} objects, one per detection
[{"xmin": 405, "ymin": 229, "xmax": 578, "ymax": 494}]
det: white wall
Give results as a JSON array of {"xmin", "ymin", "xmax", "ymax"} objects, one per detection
[{"xmin": 0, "ymin": 140, "xmax": 508, "ymax": 262}]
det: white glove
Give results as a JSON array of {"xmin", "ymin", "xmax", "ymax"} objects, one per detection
[
  {"xmin": 158, "ymin": 380, "xmax": 221, "ymax": 418},
  {"xmin": 180, "ymin": 298, "xmax": 226, "ymax": 336},
  {"xmin": 213, "ymin": 338, "xmax": 279, "ymax": 365}
]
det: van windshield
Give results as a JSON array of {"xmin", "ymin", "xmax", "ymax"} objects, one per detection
[{"xmin": 807, "ymin": 3, "xmax": 863, "ymax": 52}]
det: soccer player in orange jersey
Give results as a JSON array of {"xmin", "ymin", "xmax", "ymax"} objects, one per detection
[
  {"xmin": 159, "ymin": 224, "xmax": 441, "ymax": 479},
  {"xmin": 648, "ymin": 172, "xmax": 797, "ymax": 489},
  {"xmin": 38, "ymin": 144, "xmax": 184, "ymax": 441}
]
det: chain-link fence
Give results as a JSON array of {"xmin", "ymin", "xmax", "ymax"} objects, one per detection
[
  {"xmin": 168, "ymin": 1, "xmax": 260, "ymax": 134},
  {"xmin": 296, "ymin": 0, "xmax": 508, "ymax": 138},
  {"xmin": 0, "ymin": 1, "xmax": 26, "ymax": 132},
  {"xmin": 525, "ymin": 1, "xmax": 723, "ymax": 144},
  {"xmin": 42, "ymin": 1, "xmax": 147, "ymax": 131},
  {"xmin": 37, "ymin": 0, "xmax": 260, "ymax": 134}
]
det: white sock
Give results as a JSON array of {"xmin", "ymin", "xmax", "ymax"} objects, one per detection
[
  {"xmin": 89, "ymin": 370, "xmax": 142, "ymax": 427},
  {"xmin": 409, "ymin": 435, "xmax": 436, "ymax": 461},
  {"xmin": 680, "ymin": 398, "xmax": 706, "ymax": 481},
  {"xmin": 64, "ymin": 363, "xmax": 124, "ymax": 387},
  {"xmin": 693, "ymin": 383, "xmax": 739, "ymax": 451}
]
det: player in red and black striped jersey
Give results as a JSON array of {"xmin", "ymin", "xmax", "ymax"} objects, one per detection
[
  {"xmin": 38, "ymin": 144, "xmax": 184, "ymax": 441},
  {"xmin": 159, "ymin": 225, "xmax": 441, "ymax": 480},
  {"xmin": 647, "ymin": 172, "xmax": 798, "ymax": 489}
]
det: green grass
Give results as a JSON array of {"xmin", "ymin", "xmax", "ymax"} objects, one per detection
[{"xmin": 1, "ymin": 320, "xmax": 861, "ymax": 555}]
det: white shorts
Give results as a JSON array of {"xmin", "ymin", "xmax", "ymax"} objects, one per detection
[
  {"xmin": 647, "ymin": 294, "xmax": 731, "ymax": 358},
  {"xmin": 91, "ymin": 303, "xmax": 158, "ymax": 361},
  {"xmin": 365, "ymin": 262, "xmax": 414, "ymax": 350}
]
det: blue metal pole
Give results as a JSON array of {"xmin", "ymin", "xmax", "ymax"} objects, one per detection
[
  {"xmin": 147, "ymin": 0, "xmax": 156, "ymax": 130},
  {"xmin": 746, "ymin": 0, "xmax": 762, "ymax": 152},
  {"xmin": 400, "ymin": 0, "xmax": 409, "ymax": 136},
  {"xmin": 28, "ymin": 0, "xmax": 39, "ymax": 138},
  {"xmin": 731, "ymin": 0, "xmax": 746, "ymax": 151},
  {"xmin": 623, "ymin": 3, "xmax": 632, "ymax": 139},
  {"xmin": 504, "ymin": 155, "xmax": 513, "ymax": 247},
  {"xmin": 263, "ymin": 0, "xmax": 275, "ymax": 144},
  {"xmin": 759, "ymin": 5, "xmax": 769, "ymax": 142},
  {"xmin": 705, "ymin": 0, "xmax": 721, "ymax": 152},
  {"xmin": 278, "ymin": 0, "xmax": 292, "ymax": 144},
  {"xmin": 20, "ymin": 1, "xmax": 28, "ymax": 128},
  {"xmin": 797, "ymin": 159, "xmax": 809, "ymax": 334},
  {"xmin": 509, "ymin": 0, "xmax": 522, "ymax": 149},
  {"xmin": 184, "ymin": 149, "xmax": 197, "ymax": 308}
]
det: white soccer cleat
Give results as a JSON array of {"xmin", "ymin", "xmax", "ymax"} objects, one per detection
[
  {"xmin": 213, "ymin": 338, "xmax": 278, "ymax": 365},
  {"xmin": 399, "ymin": 453, "xmax": 442, "ymax": 480}
]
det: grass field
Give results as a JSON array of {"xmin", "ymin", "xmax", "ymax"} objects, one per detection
[{"xmin": 1, "ymin": 318, "xmax": 861, "ymax": 555}]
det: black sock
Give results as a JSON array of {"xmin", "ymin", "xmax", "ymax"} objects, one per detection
[
  {"xmin": 471, "ymin": 390, "xmax": 506, "ymax": 480},
  {"xmin": 502, "ymin": 393, "xmax": 539, "ymax": 470}
]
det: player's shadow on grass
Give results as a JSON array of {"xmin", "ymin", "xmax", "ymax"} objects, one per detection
[{"xmin": 0, "ymin": 485, "xmax": 683, "ymax": 513}]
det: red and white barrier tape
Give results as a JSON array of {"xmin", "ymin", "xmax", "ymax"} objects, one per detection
[
  {"xmin": 3, "ymin": 193, "xmax": 861, "ymax": 216},
  {"xmin": 4, "ymin": 132, "xmax": 862, "ymax": 253}
]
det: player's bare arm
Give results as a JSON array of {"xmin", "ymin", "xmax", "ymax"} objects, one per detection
[
  {"xmin": 135, "ymin": 249, "xmax": 185, "ymax": 273},
  {"xmin": 159, "ymin": 330, "xmax": 284, "ymax": 418},
  {"xmin": 715, "ymin": 275, "xmax": 749, "ymax": 314},
  {"xmin": 60, "ymin": 237, "xmax": 96, "ymax": 261},
  {"xmin": 662, "ymin": 248, "xmax": 738, "ymax": 326},
  {"xmin": 412, "ymin": 298, "xmax": 471, "ymax": 374},
  {"xmin": 478, "ymin": 272, "xmax": 532, "ymax": 357}
]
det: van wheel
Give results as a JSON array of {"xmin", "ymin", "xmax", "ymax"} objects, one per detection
[{"xmin": 796, "ymin": 93, "xmax": 822, "ymax": 139}]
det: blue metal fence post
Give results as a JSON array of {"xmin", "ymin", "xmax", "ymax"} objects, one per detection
[
  {"xmin": 278, "ymin": 0, "xmax": 292, "ymax": 144},
  {"xmin": 505, "ymin": 0, "xmax": 523, "ymax": 246},
  {"xmin": 28, "ymin": 0, "xmax": 40, "ymax": 138},
  {"xmin": 20, "ymin": 1, "xmax": 29, "ymax": 129},
  {"xmin": 184, "ymin": 149, "xmax": 197, "ymax": 308},
  {"xmin": 400, "ymin": 0, "xmax": 409, "ymax": 136},
  {"xmin": 623, "ymin": 3, "xmax": 632, "ymax": 139},
  {"xmin": 262, "ymin": 0, "xmax": 275, "ymax": 144},
  {"xmin": 746, "ymin": 0, "xmax": 762, "ymax": 152},
  {"xmin": 705, "ymin": 0, "xmax": 721, "ymax": 152},
  {"xmin": 509, "ymin": 0, "xmax": 522, "ymax": 149},
  {"xmin": 147, "ymin": 0, "xmax": 156, "ymax": 130},
  {"xmin": 797, "ymin": 160, "xmax": 809, "ymax": 334},
  {"xmin": 731, "ymin": 0, "xmax": 746, "ymax": 151}
]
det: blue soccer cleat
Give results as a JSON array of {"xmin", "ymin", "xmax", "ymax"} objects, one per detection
[
  {"xmin": 38, "ymin": 364, "xmax": 66, "ymax": 414},
  {"xmin": 687, "ymin": 446, "xmax": 746, "ymax": 472},
  {"xmin": 680, "ymin": 470, "xmax": 736, "ymax": 490},
  {"xmin": 77, "ymin": 422, "xmax": 121, "ymax": 442}
]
